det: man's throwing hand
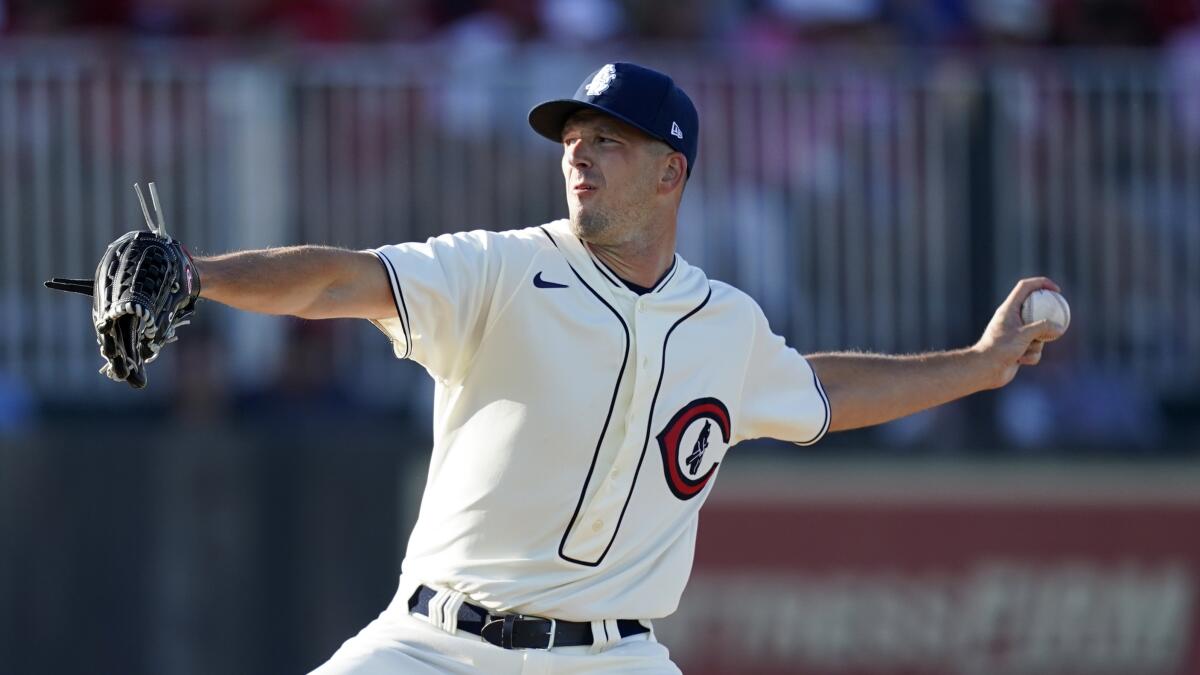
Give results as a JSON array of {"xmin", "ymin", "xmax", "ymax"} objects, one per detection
[{"xmin": 972, "ymin": 277, "xmax": 1067, "ymax": 389}]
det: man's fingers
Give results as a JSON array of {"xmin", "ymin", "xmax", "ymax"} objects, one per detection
[
  {"xmin": 1019, "ymin": 340, "xmax": 1044, "ymax": 366},
  {"xmin": 1002, "ymin": 277, "xmax": 1062, "ymax": 313},
  {"xmin": 1019, "ymin": 318, "xmax": 1065, "ymax": 343}
]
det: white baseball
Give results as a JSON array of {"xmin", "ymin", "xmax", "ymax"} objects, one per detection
[{"xmin": 1021, "ymin": 289, "xmax": 1070, "ymax": 333}]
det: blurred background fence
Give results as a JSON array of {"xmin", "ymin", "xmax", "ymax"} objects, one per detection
[
  {"xmin": 1, "ymin": 41, "xmax": 1198, "ymax": 452},
  {"xmin": 3, "ymin": 2, "xmax": 1200, "ymax": 673}
]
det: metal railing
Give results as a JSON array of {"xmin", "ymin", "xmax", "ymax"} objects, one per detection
[
  {"xmin": 990, "ymin": 59, "xmax": 1200, "ymax": 389},
  {"xmin": 0, "ymin": 41, "xmax": 1196, "ymax": 401}
]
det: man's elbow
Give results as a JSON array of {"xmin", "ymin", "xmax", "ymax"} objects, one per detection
[
  {"xmin": 819, "ymin": 388, "xmax": 869, "ymax": 433},
  {"xmin": 824, "ymin": 402, "xmax": 854, "ymax": 433}
]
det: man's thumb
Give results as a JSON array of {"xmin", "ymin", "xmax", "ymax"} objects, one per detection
[{"xmin": 1019, "ymin": 318, "xmax": 1065, "ymax": 342}]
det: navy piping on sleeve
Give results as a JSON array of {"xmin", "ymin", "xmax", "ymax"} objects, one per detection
[
  {"xmin": 793, "ymin": 367, "xmax": 831, "ymax": 446},
  {"xmin": 372, "ymin": 249, "xmax": 412, "ymax": 359},
  {"xmin": 540, "ymin": 227, "xmax": 633, "ymax": 568}
]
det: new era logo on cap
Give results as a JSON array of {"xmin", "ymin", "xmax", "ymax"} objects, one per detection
[{"xmin": 527, "ymin": 62, "xmax": 700, "ymax": 177}]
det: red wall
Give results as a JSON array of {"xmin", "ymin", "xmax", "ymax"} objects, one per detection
[{"xmin": 656, "ymin": 466, "xmax": 1200, "ymax": 675}]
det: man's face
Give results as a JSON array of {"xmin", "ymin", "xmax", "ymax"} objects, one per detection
[{"xmin": 560, "ymin": 111, "xmax": 665, "ymax": 244}]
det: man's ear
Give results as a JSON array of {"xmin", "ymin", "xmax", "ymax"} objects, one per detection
[{"xmin": 659, "ymin": 153, "xmax": 686, "ymax": 194}]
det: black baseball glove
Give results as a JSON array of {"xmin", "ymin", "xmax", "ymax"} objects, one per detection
[{"xmin": 45, "ymin": 183, "xmax": 200, "ymax": 388}]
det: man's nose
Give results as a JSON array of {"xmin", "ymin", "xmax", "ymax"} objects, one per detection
[{"xmin": 565, "ymin": 140, "xmax": 592, "ymax": 169}]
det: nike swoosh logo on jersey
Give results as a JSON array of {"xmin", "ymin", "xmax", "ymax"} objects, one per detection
[{"xmin": 533, "ymin": 271, "xmax": 569, "ymax": 289}]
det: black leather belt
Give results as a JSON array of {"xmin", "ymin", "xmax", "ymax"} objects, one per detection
[{"xmin": 407, "ymin": 585, "xmax": 648, "ymax": 650}]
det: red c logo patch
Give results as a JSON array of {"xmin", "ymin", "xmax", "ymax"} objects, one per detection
[{"xmin": 657, "ymin": 397, "xmax": 731, "ymax": 500}]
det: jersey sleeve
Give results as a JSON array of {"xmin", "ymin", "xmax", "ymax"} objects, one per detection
[
  {"xmin": 371, "ymin": 229, "xmax": 509, "ymax": 383},
  {"xmin": 734, "ymin": 303, "xmax": 831, "ymax": 446}
]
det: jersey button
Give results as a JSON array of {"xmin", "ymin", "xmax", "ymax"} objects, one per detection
[{"xmin": 592, "ymin": 519, "xmax": 604, "ymax": 532}]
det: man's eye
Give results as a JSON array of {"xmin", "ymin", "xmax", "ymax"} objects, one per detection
[{"xmin": 597, "ymin": 136, "xmax": 614, "ymax": 144}]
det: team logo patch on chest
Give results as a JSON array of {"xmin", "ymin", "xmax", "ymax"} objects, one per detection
[{"xmin": 656, "ymin": 397, "xmax": 731, "ymax": 500}]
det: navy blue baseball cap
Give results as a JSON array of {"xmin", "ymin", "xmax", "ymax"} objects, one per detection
[{"xmin": 529, "ymin": 63, "xmax": 699, "ymax": 177}]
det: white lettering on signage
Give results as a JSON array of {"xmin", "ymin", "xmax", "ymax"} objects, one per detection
[{"xmin": 658, "ymin": 561, "xmax": 1193, "ymax": 674}]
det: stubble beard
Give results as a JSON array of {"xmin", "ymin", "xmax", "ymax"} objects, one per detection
[
  {"xmin": 570, "ymin": 207, "xmax": 613, "ymax": 244},
  {"xmin": 567, "ymin": 174, "xmax": 657, "ymax": 247},
  {"xmin": 570, "ymin": 193, "xmax": 653, "ymax": 248}
]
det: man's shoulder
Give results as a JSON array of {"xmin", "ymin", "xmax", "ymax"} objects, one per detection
[
  {"xmin": 704, "ymin": 278, "xmax": 766, "ymax": 318},
  {"xmin": 446, "ymin": 220, "xmax": 566, "ymax": 252},
  {"xmin": 380, "ymin": 221, "xmax": 563, "ymax": 258}
]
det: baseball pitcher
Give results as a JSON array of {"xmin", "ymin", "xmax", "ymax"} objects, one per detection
[{"xmin": 49, "ymin": 63, "xmax": 1063, "ymax": 674}]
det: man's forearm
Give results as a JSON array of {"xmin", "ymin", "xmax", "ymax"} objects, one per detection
[
  {"xmin": 195, "ymin": 246, "xmax": 386, "ymax": 320},
  {"xmin": 807, "ymin": 349, "xmax": 993, "ymax": 432},
  {"xmin": 805, "ymin": 278, "xmax": 1064, "ymax": 435}
]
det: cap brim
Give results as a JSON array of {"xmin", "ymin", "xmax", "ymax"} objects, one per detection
[{"xmin": 527, "ymin": 99, "xmax": 663, "ymax": 146}]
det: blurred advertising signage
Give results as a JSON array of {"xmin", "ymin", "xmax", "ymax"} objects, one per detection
[{"xmin": 657, "ymin": 467, "xmax": 1200, "ymax": 675}]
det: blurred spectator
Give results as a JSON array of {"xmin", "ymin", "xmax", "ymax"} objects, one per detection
[
  {"xmin": 767, "ymin": 0, "xmax": 882, "ymax": 26},
  {"xmin": 968, "ymin": 0, "xmax": 1050, "ymax": 44},
  {"xmin": 6, "ymin": 0, "xmax": 77, "ymax": 33},
  {"xmin": 1167, "ymin": 12, "xmax": 1200, "ymax": 144},
  {"xmin": 622, "ymin": 0, "xmax": 730, "ymax": 41},
  {"xmin": 538, "ymin": 0, "xmax": 624, "ymax": 44},
  {"xmin": 886, "ymin": 0, "xmax": 975, "ymax": 46},
  {"xmin": 1, "ymin": 0, "xmax": 1198, "ymax": 46},
  {"xmin": 274, "ymin": 0, "xmax": 433, "ymax": 42},
  {"xmin": 1050, "ymin": 0, "xmax": 1159, "ymax": 46}
]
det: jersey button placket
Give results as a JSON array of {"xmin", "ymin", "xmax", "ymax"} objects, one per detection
[{"xmin": 634, "ymin": 306, "xmax": 657, "ymax": 378}]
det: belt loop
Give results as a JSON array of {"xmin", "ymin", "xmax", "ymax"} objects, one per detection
[
  {"xmin": 502, "ymin": 614, "xmax": 517, "ymax": 650},
  {"xmin": 603, "ymin": 619, "xmax": 621, "ymax": 650},
  {"xmin": 587, "ymin": 621, "xmax": 605, "ymax": 654},
  {"xmin": 426, "ymin": 588, "xmax": 449, "ymax": 628},
  {"xmin": 440, "ymin": 590, "xmax": 466, "ymax": 634},
  {"xmin": 588, "ymin": 619, "xmax": 620, "ymax": 654},
  {"xmin": 546, "ymin": 618, "xmax": 557, "ymax": 649}
]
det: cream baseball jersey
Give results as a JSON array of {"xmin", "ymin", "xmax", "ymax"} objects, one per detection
[{"xmin": 370, "ymin": 218, "xmax": 829, "ymax": 622}]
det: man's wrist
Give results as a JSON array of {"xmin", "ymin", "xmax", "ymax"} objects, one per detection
[
  {"xmin": 963, "ymin": 343, "xmax": 1003, "ymax": 391},
  {"xmin": 191, "ymin": 258, "xmax": 209, "ymax": 298}
]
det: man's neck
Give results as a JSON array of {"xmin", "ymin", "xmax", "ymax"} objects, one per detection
[{"xmin": 584, "ymin": 228, "xmax": 676, "ymax": 289}]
